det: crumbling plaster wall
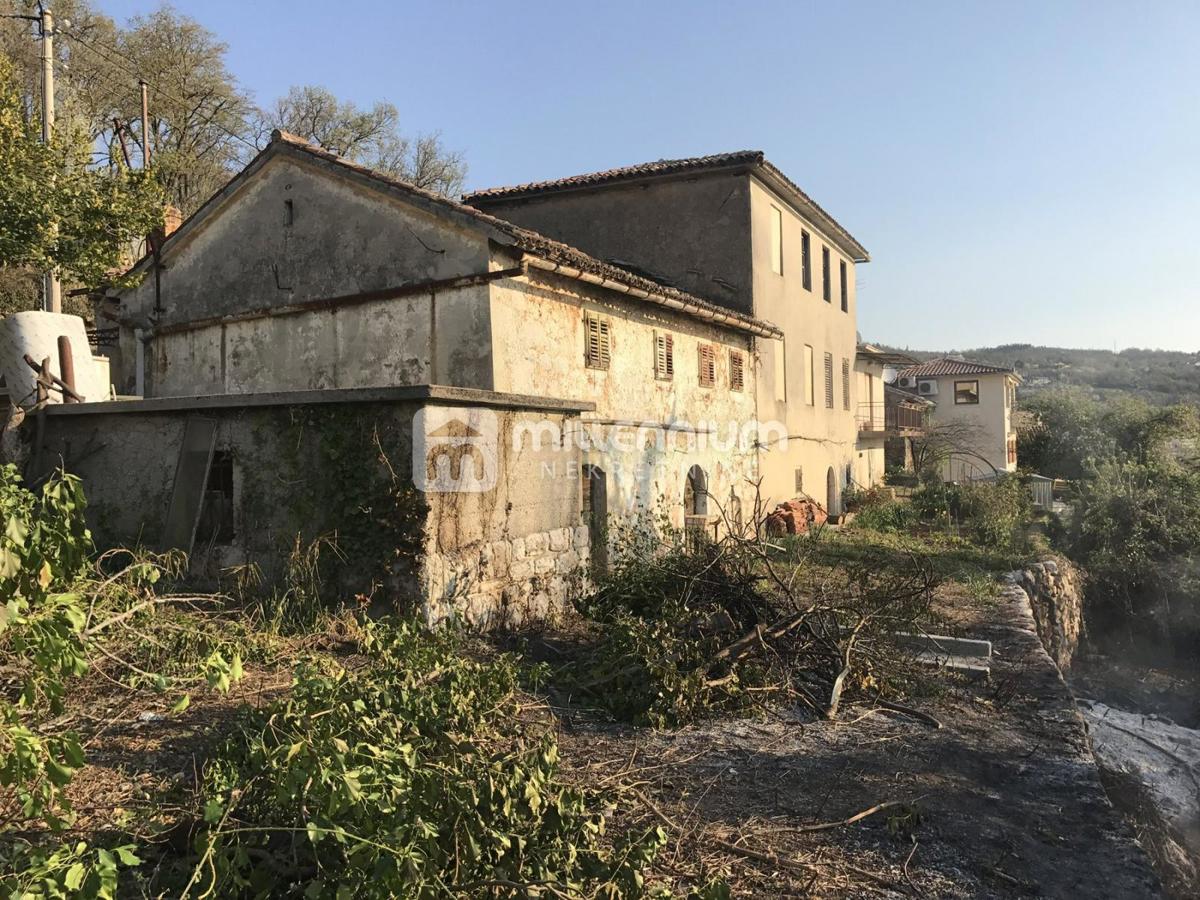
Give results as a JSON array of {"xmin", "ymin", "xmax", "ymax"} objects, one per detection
[
  {"xmin": 487, "ymin": 273, "xmax": 760, "ymax": 531},
  {"xmin": 471, "ymin": 173, "xmax": 755, "ymax": 313},
  {"xmin": 116, "ymin": 154, "xmax": 495, "ymax": 396},
  {"xmin": 148, "ymin": 283, "xmax": 490, "ymax": 396},
  {"xmin": 422, "ymin": 408, "xmax": 585, "ymax": 626},
  {"xmin": 31, "ymin": 396, "xmax": 586, "ymax": 625}
]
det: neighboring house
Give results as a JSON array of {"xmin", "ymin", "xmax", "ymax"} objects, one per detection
[
  {"xmin": 853, "ymin": 344, "xmax": 928, "ymax": 482},
  {"xmin": 896, "ymin": 358, "xmax": 1020, "ymax": 480},
  {"xmin": 465, "ymin": 150, "xmax": 870, "ymax": 516}
]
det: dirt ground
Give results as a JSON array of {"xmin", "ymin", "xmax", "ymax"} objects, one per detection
[
  {"xmin": 552, "ymin": 580, "xmax": 1164, "ymax": 898},
  {"xmin": 13, "ymin": 571, "xmax": 1164, "ymax": 898}
]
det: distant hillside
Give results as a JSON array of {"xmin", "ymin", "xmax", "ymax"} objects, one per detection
[{"xmin": 884, "ymin": 345, "xmax": 1200, "ymax": 406}]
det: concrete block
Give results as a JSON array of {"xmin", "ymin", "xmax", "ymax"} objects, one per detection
[{"xmin": 892, "ymin": 632, "xmax": 992, "ymax": 659}]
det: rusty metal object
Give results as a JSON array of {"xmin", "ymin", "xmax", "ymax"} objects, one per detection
[{"xmin": 57, "ymin": 336, "xmax": 76, "ymax": 402}]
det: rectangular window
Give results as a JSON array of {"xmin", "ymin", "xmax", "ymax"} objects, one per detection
[
  {"xmin": 584, "ymin": 312, "xmax": 611, "ymax": 369},
  {"xmin": 697, "ymin": 343, "xmax": 716, "ymax": 387},
  {"xmin": 804, "ymin": 344, "xmax": 815, "ymax": 406},
  {"xmin": 824, "ymin": 352, "xmax": 834, "ymax": 409},
  {"xmin": 653, "ymin": 331, "xmax": 674, "ymax": 380},
  {"xmin": 840, "ymin": 260, "xmax": 848, "ymax": 312},
  {"xmin": 841, "ymin": 358, "xmax": 851, "ymax": 410},
  {"xmin": 773, "ymin": 339, "xmax": 787, "ymax": 402},
  {"xmin": 794, "ymin": 467, "xmax": 804, "ymax": 494},
  {"xmin": 729, "ymin": 350, "xmax": 744, "ymax": 392},
  {"xmin": 769, "ymin": 205, "xmax": 783, "ymax": 275},
  {"xmin": 822, "ymin": 245, "xmax": 831, "ymax": 302},
  {"xmin": 1007, "ymin": 436, "xmax": 1018, "ymax": 465},
  {"xmin": 954, "ymin": 380, "xmax": 980, "ymax": 404},
  {"xmin": 801, "ymin": 231, "xmax": 811, "ymax": 291}
]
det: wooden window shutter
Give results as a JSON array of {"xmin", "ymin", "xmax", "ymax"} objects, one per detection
[
  {"xmin": 824, "ymin": 352, "xmax": 834, "ymax": 408},
  {"xmin": 654, "ymin": 331, "xmax": 673, "ymax": 380},
  {"xmin": 585, "ymin": 313, "xmax": 610, "ymax": 369},
  {"xmin": 729, "ymin": 350, "xmax": 744, "ymax": 392},
  {"xmin": 841, "ymin": 358, "xmax": 851, "ymax": 410},
  {"xmin": 698, "ymin": 344, "xmax": 715, "ymax": 387}
]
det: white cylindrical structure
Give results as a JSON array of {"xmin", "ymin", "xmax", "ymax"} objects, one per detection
[{"xmin": 0, "ymin": 311, "xmax": 107, "ymax": 407}]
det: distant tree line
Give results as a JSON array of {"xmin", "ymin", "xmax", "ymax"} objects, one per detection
[{"xmin": 1, "ymin": 0, "xmax": 466, "ymax": 315}]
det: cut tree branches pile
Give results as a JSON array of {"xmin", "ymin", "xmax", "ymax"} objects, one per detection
[{"xmin": 559, "ymin": 505, "xmax": 941, "ymax": 728}]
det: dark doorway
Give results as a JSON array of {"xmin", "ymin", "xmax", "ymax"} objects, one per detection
[
  {"xmin": 684, "ymin": 465, "xmax": 708, "ymax": 517},
  {"xmin": 582, "ymin": 464, "xmax": 608, "ymax": 573}
]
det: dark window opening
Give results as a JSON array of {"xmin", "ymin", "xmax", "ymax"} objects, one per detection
[
  {"xmin": 284, "ymin": 199, "xmax": 294, "ymax": 226},
  {"xmin": 801, "ymin": 231, "xmax": 812, "ymax": 291},
  {"xmin": 839, "ymin": 260, "xmax": 848, "ymax": 312},
  {"xmin": 196, "ymin": 450, "xmax": 235, "ymax": 544},
  {"xmin": 822, "ymin": 246, "xmax": 831, "ymax": 302}
]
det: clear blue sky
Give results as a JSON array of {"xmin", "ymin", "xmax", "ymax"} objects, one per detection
[{"xmin": 97, "ymin": 0, "xmax": 1200, "ymax": 352}]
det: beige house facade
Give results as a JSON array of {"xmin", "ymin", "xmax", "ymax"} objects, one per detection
[
  {"xmin": 466, "ymin": 150, "xmax": 871, "ymax": 515},
  {"xmin": 896, "ymin": 358, "xmax": 1020, "ymax": 480}
]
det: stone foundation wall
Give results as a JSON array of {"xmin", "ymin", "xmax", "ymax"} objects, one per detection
[
  {"xmin": 1006, "ymin": 557, "xmax": 1085, "ymax": 671},
  {"xmin": 424, "ymin": 525, "xmax": 590, "ymax": 627}
]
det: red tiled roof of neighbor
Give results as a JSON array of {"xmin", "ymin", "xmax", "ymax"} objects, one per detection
[
  {"xmin": 463, "ymin": 150, "xmax": 869, "ymax": 262},
  {"xmin": 124, "ymin": 131, "xmax": 783, "ymax": 339},
  {"xmin": 899, "ymin": 358, "xmax": 1016, "ymax": 378}
]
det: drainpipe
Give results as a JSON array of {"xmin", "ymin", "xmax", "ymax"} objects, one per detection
[{"xmin": 134, "ymin": 328, "xmax": 146, "ymax": 397}]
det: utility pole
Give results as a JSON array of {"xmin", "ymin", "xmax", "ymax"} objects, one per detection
[
  {"xmin": 40, "ymin": 5, "xmax": 61, "ymax": 314},
  {"xmin": 139, "ymin": 80, "xmax": 151, "ymax": 169}
]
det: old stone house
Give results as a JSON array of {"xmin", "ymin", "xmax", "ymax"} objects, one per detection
[
  {"xmin": 465, "ymin": 150, "xmax": 871, "ymax": 516},
  {"xmin": 26, "ymin": 133, "xmax": 880, "ymax": 623}
]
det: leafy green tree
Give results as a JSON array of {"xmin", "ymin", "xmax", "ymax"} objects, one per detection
[{"xmin": 0, "ymin": 54, "xmax": 163, "ymax": 315}]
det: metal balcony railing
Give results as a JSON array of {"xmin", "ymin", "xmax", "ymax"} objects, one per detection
[{"xmin": 856, "ymin": 402, "xmax": 927, "ymax": 434}]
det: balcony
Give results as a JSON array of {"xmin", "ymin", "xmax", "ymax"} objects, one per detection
[{"xmin": 856, "ymin": 401, "xmax": 928, "ymax": 438}]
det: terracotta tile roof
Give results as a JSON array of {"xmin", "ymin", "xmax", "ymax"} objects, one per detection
[
  {"xmin": 126, "ymin": 132, "xmax": 782, "ymax": 339},
  {"xmin": 463, "ymin": 151, "xmax": 763, "ymax": 200},
  {"xmin": 899, "ymin": 358, "xmax": 1016, "ymax": 378},
  {"xmin": 463, "ymin": 150, "xmax": 869, "ymax": 262}
]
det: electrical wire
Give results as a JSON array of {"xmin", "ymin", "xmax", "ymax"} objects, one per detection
[{"xmin": 63, "ymin": 28, "xmax": 262, "ymax": 154}]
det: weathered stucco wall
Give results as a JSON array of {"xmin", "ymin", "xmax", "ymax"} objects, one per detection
[
  {"xmin": 748, "ymin": 178, "xmax": 862, "ymax": 512},
  {"xmin": 29, "ymin": 391, "xmax": 587, "ymax": 626},
  {"xmin": 147, "ymin": 282, "xmax": 492, "ymax": 396},
  {"xmin": 470, "ymin": 173, "xmax": 755, "ymax": 313},
  {"xmin": 488, "ymin": 272, "xmax": 760, "ymax": 532},
  {"xmin": 116, "ymin": 154, "xmax": 497, "ymax": 396}
]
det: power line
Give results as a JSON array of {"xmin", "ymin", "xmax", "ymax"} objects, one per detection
[{"xmin": 63, "ymin": 28, "xmax": 261, "ymax": 154}]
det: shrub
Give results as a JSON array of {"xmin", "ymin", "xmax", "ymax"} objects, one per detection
[
  {"xmin": 183, "ymin": 619, "xmax": 666, "ymax": 898},
  {"xmin": 912, "ymin": 476, "xmax": 1030, "ymax": 549}
]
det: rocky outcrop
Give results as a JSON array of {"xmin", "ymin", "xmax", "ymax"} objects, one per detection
[{"xmin": 1007, "ymin": 557, "xmax": 1085, "ymax": 671}]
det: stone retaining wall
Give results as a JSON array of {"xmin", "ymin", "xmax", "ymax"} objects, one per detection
[{"xmin": 1006, "ymin": 556, "xmax": 1085, "ymax": 671}]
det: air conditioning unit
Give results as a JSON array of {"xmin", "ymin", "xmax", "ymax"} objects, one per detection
[
  {"xmin": 917, "ymin": 379, "xmax": 938, "ymax": 396},
  {"xmin": 897, "ymin": 375, "xmax": 917, "ymax": 389}
]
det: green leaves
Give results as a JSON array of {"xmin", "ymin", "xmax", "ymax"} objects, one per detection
[
  {"xmin": 0, "ymin": 57, "xmax": 165, "ymax": 292},
  {"xmin": 192, "ymin": 618, "xmax": 659, "ymax": 898}
]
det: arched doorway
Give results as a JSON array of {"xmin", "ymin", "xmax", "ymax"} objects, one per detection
[
  {"xmin": 826, "ymin": 466, "xmax": 840, "ymax": 518},
  {"xmin": 684, "ymin": 465, "xmax": 708, "ymax": 517},
  {"xmin": 581, "ymin": 465, "xmax": 607, "ymax": 573}
]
